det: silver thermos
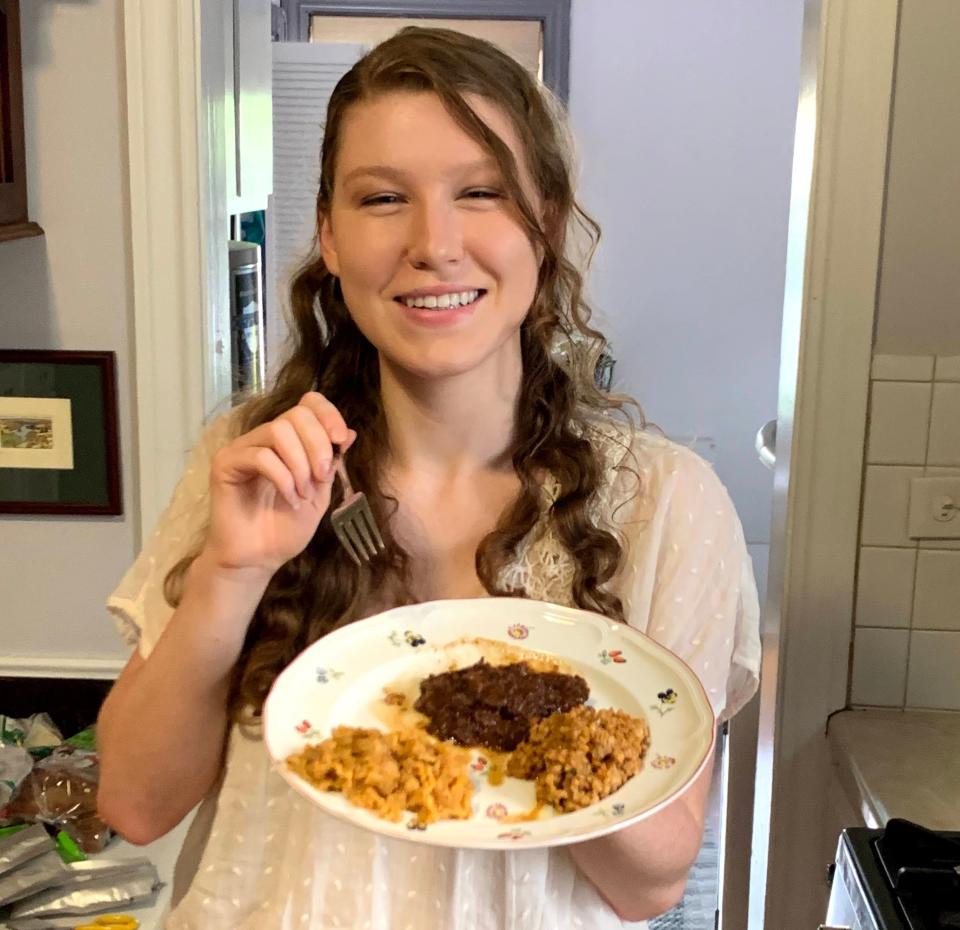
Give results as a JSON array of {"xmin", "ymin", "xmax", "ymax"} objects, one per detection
[{"xmin": 228, "ymin": 240, "xmax": 265, "ymax": 395}]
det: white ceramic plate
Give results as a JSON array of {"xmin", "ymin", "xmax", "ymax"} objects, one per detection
[{"xmin": 263, "ymin": 597, "xmax": 716, "ymax": 850}]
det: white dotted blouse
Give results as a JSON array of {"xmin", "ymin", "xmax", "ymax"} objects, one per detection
[{"xmin": 107, "ymin": 414, "xmax": 760, "ymax": 930}]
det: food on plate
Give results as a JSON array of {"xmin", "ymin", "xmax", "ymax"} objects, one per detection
[
  {"xmin": 285, "ymin": 642, "xmax": 651, "ymax": 827},
  {"xmin": 286, "ymin": 725, "xmax": 472, "ymax": 826},
  {"xmin": 413, "ymin": 659, "xmax": 589, "ymax": 751},
  {"xmin": 507, "ymin": 706, "xmax": 651, "ymax": 812}
]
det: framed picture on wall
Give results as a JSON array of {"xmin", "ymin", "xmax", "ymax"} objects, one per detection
[{"xmin": 0, "ymin": 350, "xmax": 122, "ymax": 515}]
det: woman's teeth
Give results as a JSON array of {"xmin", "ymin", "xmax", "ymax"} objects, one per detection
[{"xmin": 400, "ymin": 290, "xmax": 480, "ymax": 310}]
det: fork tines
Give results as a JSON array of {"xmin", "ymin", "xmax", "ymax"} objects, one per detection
[{"xmin": 332, "ymin": 495, "xmax": 385, "ymax": 566}]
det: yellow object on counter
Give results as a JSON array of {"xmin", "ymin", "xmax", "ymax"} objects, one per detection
[{"xmin": 75, "ymin": 915, "xmax": 140, "ymax": 930}]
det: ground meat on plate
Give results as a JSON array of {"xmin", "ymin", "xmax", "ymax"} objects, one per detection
[
  {"xmin": 507, "ymin": 705, "xmax": 651, "ymax": 812},
  {"xmin": 413, "ymin": 659, "xmax": 589, "ymax": 751}
]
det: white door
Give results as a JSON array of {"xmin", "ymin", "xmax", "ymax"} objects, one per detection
[
  {"xmin": 267, "ymin": 41, "xmax": 365, "ymax": 371},
  {"xmin": 746, "ymin": 1, "xmax": 899, "ymax": 927}
]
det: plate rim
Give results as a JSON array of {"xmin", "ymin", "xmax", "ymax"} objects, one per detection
[{"xmin": 263, "ymin": 596, "xmax": 718, "ymax": 849}]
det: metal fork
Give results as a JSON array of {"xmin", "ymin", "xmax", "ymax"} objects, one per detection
[{"xmin": 330, "ymin": 447, "xmax": 386, "ymax": 565}]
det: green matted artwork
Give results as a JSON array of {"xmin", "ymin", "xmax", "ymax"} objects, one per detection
[{"xmin": 0, "ymin": 350, "xmax": 122, "ymax": 515}]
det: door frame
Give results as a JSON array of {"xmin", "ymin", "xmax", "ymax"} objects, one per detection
[
  {"xmin": 743, "ymin": 1, "xmax": 901, "ymax": 927},
  {"xmin": 122, "ymin": 0, "xmax": 211, "ymax": 544},
  {"xmin": 280, "ymin": 0, "xmax": 571, "ymax": 100}
]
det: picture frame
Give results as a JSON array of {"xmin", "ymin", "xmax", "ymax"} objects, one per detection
[{"xmin": 0, "ymin": 350, "xmax": 122, "ymax": 515}]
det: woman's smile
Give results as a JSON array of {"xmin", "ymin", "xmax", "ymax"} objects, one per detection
[{"xmin": 393, "ymin": 287, "xmax": 487, "ymax": 326}]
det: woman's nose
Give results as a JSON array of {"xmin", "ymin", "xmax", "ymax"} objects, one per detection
[{"xmin": 406, "ymin": 199, "xmax": 464, "ymax": 270}]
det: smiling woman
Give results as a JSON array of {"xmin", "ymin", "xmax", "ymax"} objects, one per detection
[{"xmin": 96, "ymin": 25, "xmax": 760, "ymax": 930}]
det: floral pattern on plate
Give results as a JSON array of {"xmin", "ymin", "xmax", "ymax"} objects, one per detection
[
  {"xmin": 294, "ymin": 719, "xmax": 322, "ymax": 740},
  {"xmin": 389, "ymin": 630, "xmax": 427, "ymax": 648},
  {"xmin": 651, "ymin": 688, "xmax": 678, "ymax": 716},
  {"xmin": 651, "ymin": 755, "xmax": 677, "ymax": 770},
  {"xmin": 485, "ymin": 803, "xmax": 509, "ymax": 821},
  {"xmin": 599, "ymin": 649, "xmax": 626, "ymax": 665},
  {"xmin": 593, "ymin": 802, "xmax": 627, "ymax": 819}
]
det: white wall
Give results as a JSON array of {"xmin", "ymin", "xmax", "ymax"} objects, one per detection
[
  {"xmin": 0, "ymin": 0, "xmax": 135, "ymax": 666},
  {"xmin": 568, "ymin": 0, "xmax": 804, "ymax": 546},
  {"xmin": 875, "ymin": 0, "xmax": 960, "ymax": 355},
  {"xmin": 851, "ymin": 353, "xmax": 960, "ymax": 710}
]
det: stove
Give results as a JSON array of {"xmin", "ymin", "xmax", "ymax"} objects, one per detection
[{"xmin": 825, "ymin": 819, "xmax": 960, "ymax": 930}]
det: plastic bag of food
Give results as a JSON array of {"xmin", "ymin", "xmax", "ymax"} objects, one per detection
[
  {"xmin": 0, "ymin": 746, "xmax": 34, "ymax": 808},
  {"xmin": 63, "ymin": 727, "xmax": 96, "ymax": 753},
  {"xmin": 0, "ymin": 858, "xmax": 157, "ymax": 927},
  {"xmin": 0, "ymin": 825, "xmax": 54, "ymax": 877},
  {"xmin": 0, "ymin": 747, "xmax": 110, "ymax": 854},
  {"xmin": 8, "ymin": 859, "xmax": 161, "ymax": 918},
  {"xmin": 0, "ymin": 715, "xmax": 63, "ymax": 759},
  {"xmin": 0, "ymin": 850, "xmax": 68, "ymax": 906}
]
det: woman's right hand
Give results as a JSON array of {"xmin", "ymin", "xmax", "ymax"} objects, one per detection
[{"xmin": 200, "ymin": 392, "xmax": 355, "ymax": 581}]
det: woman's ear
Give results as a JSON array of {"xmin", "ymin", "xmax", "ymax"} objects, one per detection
[{"xmin": 319, "ymin": 210, "xmax": 340, "ymax": 276}]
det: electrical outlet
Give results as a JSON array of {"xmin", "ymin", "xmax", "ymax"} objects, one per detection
[{"xmin": 908, "ymin": 477, "xmax": 960, "ymax": 538}]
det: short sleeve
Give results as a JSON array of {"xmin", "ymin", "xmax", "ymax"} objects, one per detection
[
  {"xmin": 612, "ymin": 438, "xmax": 761, "ymax": 722},
  {"xmin": 106, "ymin": 413, "xmax": 236, "ymax": 659}
]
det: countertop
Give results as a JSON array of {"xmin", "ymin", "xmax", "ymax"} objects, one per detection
[{"xmin": 827, "ymin": 708, "xmax": 960, "ymax": 831}]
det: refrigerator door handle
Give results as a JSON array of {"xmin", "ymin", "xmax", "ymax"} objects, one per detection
[{"xmin": 755, "ymin": 419, "xmax": 777, "ymax": 470}]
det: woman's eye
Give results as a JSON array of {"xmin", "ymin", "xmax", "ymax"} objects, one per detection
[
  {"xmin": 463, "ymin": 188, "xmax": 503, "ymax": 201},
  {"xmin": 361, "ymin": 193, "xmax": 403, "ymax": 207}
]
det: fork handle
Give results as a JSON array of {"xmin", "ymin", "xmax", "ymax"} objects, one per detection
[{"xmin": 330, "ymin": 443, "xmax": 354, "ymax": 496}]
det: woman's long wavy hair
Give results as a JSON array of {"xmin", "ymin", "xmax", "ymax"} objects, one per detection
[{"xmin": 168, "ymin": 27, "xmax": 641, "ymax": 729}]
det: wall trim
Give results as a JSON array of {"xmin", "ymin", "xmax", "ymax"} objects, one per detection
[
  {"xmin": 122, "ymin": 0, "xmax": 216, "ymax": 544},
  {"xmin": 0, "ymin": 657, "xmax": 125, "ymax": 680}
]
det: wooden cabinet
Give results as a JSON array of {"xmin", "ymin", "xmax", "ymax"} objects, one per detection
[{"xmin": 0, "ymin": 0, "xmax": 41, "ymax": 241}]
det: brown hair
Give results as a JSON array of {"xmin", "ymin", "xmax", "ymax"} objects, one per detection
[{"xmin": 168, "ymin": 26, "xmax": 641, "ymax": 729}]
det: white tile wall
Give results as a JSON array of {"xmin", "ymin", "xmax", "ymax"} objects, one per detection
[
  {"xmin": 867, "ymin": 381, "xmax": 932, "ymax": 463},
  {"xmin": 850, "ymin": 628, "xmax": 909, "ymax": 706},
  {"xmin": 871, "ymin": 354, "xmax": 935, "ymax": 380},
  {"xmin": 935, "ymin": 354, "xmax": 960, "ymax": 381},
  {"xmin": 855, "ymin": 547, "xmax": 916, "ymax": 628},
  {"xmin": 861, "ymin": 465, "xmax": 925, "ymax": 546},
  {"xmin": 851, "ymin": 355, "xmax": 960, "ymax": 710},
  {"xmin": 905, "ymin": 631, "xmax": 960, "ymax": 710},
  {"xmin": 913, "ymin": 551, "xmax": 960, "ymax": 630},
  {"xmin": 927, "ymin": 383, "xmax": 960, "ymax": 465}
]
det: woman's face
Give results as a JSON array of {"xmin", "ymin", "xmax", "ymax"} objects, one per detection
[{"xmin": 320, "ymin": 91, "xmax": 541, "ymax": 381}]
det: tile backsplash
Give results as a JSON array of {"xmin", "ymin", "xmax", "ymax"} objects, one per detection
[{"xmin": 852, "ymin": 355, "xmax": 960, "ymax": 710}]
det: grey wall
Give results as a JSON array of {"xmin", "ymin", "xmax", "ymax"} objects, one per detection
[
  {"xmin": 875, "ymin": 0, "xmax": 960, "ymax": 355},
  {"xmin": 1, "ymin": 0, "xmax": 136, "ymax": 664},
  {"xmin": 567, "ymin": 0, "xmax": 803, "ymax": 548}
]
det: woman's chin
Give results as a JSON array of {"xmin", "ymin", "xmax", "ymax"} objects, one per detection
[{"xmin": 376, "ymin": 334, "xmax": 505, "ymax": 381}]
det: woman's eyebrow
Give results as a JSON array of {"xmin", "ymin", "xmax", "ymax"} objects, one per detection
[{"xmin": 340, "ymin": 159, "xmax": 501, "ymax": 186}]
